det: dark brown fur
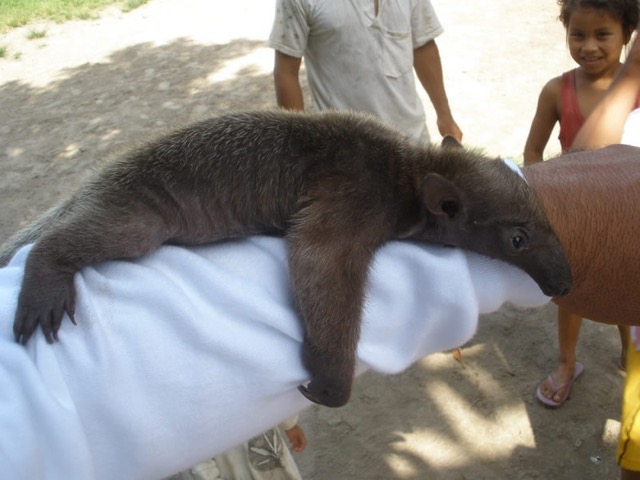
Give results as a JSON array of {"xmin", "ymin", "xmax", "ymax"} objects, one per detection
[{"xmin": 0, "ymin": 110, "xmax": 571, "ymax": 407}]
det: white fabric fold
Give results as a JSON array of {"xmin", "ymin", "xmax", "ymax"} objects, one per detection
[{"xmin": 0, "ymin": 237, "xmax": 548, "ymax": 479}]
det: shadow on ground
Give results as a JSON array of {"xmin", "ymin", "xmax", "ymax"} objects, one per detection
[
  {"xmin": 297, "ymin": 302, "xmax": 623, "ymax": 480},
  {"xmin": 0, "ymin": 37, "xmax": 276, "ymax": 239}
]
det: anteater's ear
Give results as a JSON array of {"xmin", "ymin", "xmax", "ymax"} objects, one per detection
[
  {"xmin": 441, "ymin": 135, "xmax": 463, "ymax": 150},
  {"xmin": 422, "ymin": 173, "xmax": 464, "ymax": 219}
]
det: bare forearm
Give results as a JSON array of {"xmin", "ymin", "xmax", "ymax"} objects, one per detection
[
  {"xmin": 414, "ymin": 41, "xmax": 462, "ymax": 140},
  {"xmin": 414, "ymin": 40, "xmax": 451, "ymax": 118}
]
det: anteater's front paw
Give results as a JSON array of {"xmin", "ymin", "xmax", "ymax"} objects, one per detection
[
  {"xmin": 13, "ymin": 274, "xmax": 77, "ymax": 345},
  {"xmin": 298, "ymin": 377, "xmax": 352, "ymax": 408},
  {"xmin": 298, "ymin": 342, "xmax": 354, "ymax": 407}
]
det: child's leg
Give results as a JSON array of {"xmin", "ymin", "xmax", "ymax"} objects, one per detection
[
  {"xmin": 537, "ymin": 307, "xmax": 582, "ymax": 403},
  {"xmin": 620, "ymin": 325, "xmax": 631, "ymax": 370}
]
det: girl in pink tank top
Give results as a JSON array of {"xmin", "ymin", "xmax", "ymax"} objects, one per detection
[{"xmin": 523, "ymin": 0, "xmax": 639, "ymax": 411}]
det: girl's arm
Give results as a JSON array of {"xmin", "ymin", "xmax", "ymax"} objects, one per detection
[{"xmin": 523, "ymin": 77, "xmax": 562, "ymax": 165}]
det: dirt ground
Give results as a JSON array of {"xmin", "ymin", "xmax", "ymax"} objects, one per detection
[{"xmin": 0, "ymin": 1, "xmax": 629, "ymax": 479}]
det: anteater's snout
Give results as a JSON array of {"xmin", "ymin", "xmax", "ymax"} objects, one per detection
[
  {"xmin": 541, "ymin": 269, "xmax": 572, "ymax": 297},
  {"xmin": 540, "ymin": 280, "xmax": 571, "ymax": 297},
  {"xmin": 518, "ymin": 249, "xmax": 572, "ymax": 298},
  {"xmin": 533, "ymin": 244, "xmax": 573, "ymax": 297}
]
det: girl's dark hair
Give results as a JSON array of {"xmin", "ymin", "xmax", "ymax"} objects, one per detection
[{"xmin": 558, "ymin": 0, "xmax": 640, "ymax": 41}]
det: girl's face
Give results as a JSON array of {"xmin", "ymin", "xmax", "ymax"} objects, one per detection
[{"xmin": 566, "ymin": 7, "xmax": 627, "ymax": 76}]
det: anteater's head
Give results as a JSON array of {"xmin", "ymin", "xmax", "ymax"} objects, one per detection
[{"xmin": 417, "ymin": 138, "xmax": 571, "ymax": 297}]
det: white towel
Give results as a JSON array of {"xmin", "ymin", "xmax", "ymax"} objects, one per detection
[{"xmin": 0, "ymin": 238, "xmax": 548, "ymax": 479}]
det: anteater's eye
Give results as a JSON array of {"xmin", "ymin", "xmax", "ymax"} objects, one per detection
[{"xmin": 512, "ymin": 235, "xmax": 525, "ymax": 250}]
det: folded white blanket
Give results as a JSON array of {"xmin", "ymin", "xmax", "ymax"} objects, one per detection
[{"xmin": 0, "ymin": 238, "xmax": 548, "ymax": 479}]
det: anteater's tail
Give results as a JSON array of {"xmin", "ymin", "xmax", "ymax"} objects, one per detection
[{"xmin": 0, "ymin": 199, "xmax": 72, "ymax": 267}]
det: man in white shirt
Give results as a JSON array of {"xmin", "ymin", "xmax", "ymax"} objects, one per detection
[{"xmin": 269, "ymin": 0, "xmax": 462, "ymax": 143}]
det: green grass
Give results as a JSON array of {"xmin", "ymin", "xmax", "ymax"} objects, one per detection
[
  {"xmin": 26, "ymin": 28, "xmax": 47, "ymax": 39},
  {"xmin": 0, "ymin": 0, "xmax": 149, "ymax": 33},
  {"xmin": 122, "ymin": 0, "xmax": 147, "ymax": 12}
]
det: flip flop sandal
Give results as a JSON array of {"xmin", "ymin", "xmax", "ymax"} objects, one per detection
[{"xmin": 535, "ymin": 361, "xmax": 584, "ymax": 408}]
